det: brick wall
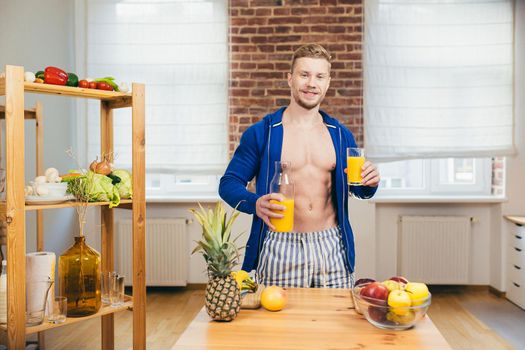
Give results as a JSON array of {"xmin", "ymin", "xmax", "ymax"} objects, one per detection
[{"xmin": 228, "ymin": 0, "xmax": 364, "ymax": 154}]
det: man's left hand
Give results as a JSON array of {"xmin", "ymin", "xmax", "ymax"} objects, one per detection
[{"xmin": 361, "ymin": 161, "xmax": 380, "ymax": 187}]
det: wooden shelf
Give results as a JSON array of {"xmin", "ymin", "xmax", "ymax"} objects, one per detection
[
  {"xmin": 0, "ymin": 200, "xmax": 133, "ymax": 218},
  {"xmin": 0, "ymin": 105, "xmax": 37, "ymax": 119},
  {"xmin": 24, "ymin": 82, "xmax": 132, "ymax": 105},
  {"xmin": 24, "ymin": 199, "xmax": 133, "ymax": 211},
  {"xmin": 0, "ymin": 295, "xmax": 133, "ymax": 335}
]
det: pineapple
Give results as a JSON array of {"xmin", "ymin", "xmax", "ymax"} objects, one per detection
[{"xmin": 190, "ymin": 202, "xmax": 242, "ymax": 322}]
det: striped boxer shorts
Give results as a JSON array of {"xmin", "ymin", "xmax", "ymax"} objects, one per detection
[{"xmin": 256, "ymin": 226, "xmax": 354, "ymax": 288}]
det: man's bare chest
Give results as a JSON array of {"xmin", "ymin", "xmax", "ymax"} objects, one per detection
[{"xmin": 281, "ymin": 125, "xmax": 336, "ymax": 172}]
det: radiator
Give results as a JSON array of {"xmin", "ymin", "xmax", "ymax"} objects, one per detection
[
  {"xmin": 116, "ymin": 218, "xmax": 188, "ymax": 286},
  {"xmin": 398, "ymin": 216, "xmax": 471, "ymax": 284}
]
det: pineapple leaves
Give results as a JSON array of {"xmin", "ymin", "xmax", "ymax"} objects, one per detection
[{"xmin": 189, "ymin": 202, "xmax": 242, "ymax": 277}]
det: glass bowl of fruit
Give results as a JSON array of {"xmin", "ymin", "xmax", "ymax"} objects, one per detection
[{"xmin": 352, "ymin": 278, "xmax": 431, "ymax": 330}]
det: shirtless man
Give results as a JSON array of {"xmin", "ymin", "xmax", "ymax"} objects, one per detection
[{"xmin": 219, "ymin": 44, "xmax": 380, "ymax": 288}]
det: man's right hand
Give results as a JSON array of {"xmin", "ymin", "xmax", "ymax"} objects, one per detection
[{"xmin": 256, "ymin": 193, "xmax": 286, "ymax": 230}]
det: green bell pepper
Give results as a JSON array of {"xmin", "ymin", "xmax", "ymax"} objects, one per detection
[{"xmin": 66, "ymin": 73, "xmax": 79, "ymax": 87}]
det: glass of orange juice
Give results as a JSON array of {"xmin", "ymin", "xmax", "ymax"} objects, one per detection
[
  {"xmin": 269, "ymin": 161, "xmax": 294, "ymax": 232},
  {"xmin": 347, "ymin": 147, "xmax": 365, "ymax": 186}
]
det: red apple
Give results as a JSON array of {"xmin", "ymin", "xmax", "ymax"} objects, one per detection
[
  {"xmin": 354, "ymin": 278, "xmax": 375, "ymax": 287},
  {"xmin": 360, "ymin": 282, "xmax": 389, "ymax": 304},
  {"xmin": 389, "ymin": 276, "xmax": 409, "ymax": 285},
  {"xmin": 368, "ymin": 305, "xmax": 387, "ymax": 323}
]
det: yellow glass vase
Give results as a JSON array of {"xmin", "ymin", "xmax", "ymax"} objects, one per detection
[{"xmin": 58, "ymin": 236, "xmax": 101, "ymax": 317}]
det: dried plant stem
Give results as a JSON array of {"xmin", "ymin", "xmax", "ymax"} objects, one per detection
[{"xmin": 65, "ymin": 148, "xmax": 91, "ymax": 302}]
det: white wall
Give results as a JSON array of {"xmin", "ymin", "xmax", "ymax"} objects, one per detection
[
  {"xmin": 0, "ymin": 0, "xmax": 78, "ymax": 257},
  {"xmin": 86, "ymin": 201, "xmax": 252, "ymax": 284},
  {"xmin": 372, "ymin": 203, "xmax": 494, "ymax": 284}
]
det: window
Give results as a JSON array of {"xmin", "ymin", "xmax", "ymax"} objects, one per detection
[
  {"xmin": 80, "ymin": 0, "xmax": 228, "ymax": 198},
  {"xmin": 377, "ymin": 158, "xmax": 492, "ymax": 197},
  {"xmin": 363, "ymin": 0, "xmax": 513, "ymax": 198},
  {"xmin": 364, "ymin": 0, "xmax": 514, "ymax": 161}
]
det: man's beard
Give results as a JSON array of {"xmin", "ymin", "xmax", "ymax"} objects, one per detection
[{"xmin": 292, "ymin": 90, "xmax": 324, "ymax": 110}]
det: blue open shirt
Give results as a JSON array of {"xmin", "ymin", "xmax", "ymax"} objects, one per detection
[{"xmin": 219, "ymin": 107, "xmax": 377, "ymax": 272}]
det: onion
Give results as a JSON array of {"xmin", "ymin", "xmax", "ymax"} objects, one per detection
[
  {"xmin": 90, "ymin": 160, "xmax": 98, "ymax": 172},
  {"xmin": 95, "ymin": 160, "xmax": 112, "ymax": 175}
]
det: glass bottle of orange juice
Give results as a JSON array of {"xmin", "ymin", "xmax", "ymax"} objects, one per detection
[{"xmin": 269, "ymin": 161, "xmax": 294, "ymax": 232}]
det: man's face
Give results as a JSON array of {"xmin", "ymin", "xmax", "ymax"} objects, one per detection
[{"xmin": 288, "ymin": 57, "xmax": 331, "ymax": 110}]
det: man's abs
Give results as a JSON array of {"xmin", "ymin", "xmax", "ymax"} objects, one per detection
[{"xmin": 281, "ymin": 121, "xmax": 338, "ymax": 232}]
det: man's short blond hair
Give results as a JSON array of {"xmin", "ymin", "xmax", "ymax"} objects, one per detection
[{"xmin": 291, "ymin": 44, "xmax": 332, "ymax": 72}]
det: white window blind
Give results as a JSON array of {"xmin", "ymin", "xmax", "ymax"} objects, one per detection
[
  {"xmin": 364, "ymin": 0, "xmax": 514, "ymax": 161},
  {"xmin": 85, "ymin": 0, "xmax": 228, "ymax": 174}
]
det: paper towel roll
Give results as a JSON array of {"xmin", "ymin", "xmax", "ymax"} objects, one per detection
[
  {"xmin": 26, "ymin": 252, "xmax": 55, "ymax": 282},
  {"xmin": 26, "ymin": 252, "xmax": 56, "ymax": 317}
]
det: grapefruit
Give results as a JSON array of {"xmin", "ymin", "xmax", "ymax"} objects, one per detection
[{"xmin": 261, "ymin": 286, "xmax": 287, "ymax": 311}]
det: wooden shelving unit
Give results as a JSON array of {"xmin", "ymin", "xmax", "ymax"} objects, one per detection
[
  {"xmin": 0, "ymin": 295, "xmax": 133, "ymax": 335},
  {"xmin": 23, "ymin": 199, "xmax": 134, "ymax": 211},
  {"xmin": 0, "ymin": 65, "xmax": 146, "ymax": 349},
  {"xmin": 0, "ymin": 102, "xmax": 45, "ymax": 251}
]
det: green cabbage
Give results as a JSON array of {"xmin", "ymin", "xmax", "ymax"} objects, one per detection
[
  {"xmin": 86, "ymin": 171, "xmax": 120, "ymax": 208},
  {"xmin": 112, "ymin": 169, "xmax": 132, "ymax": 199},
  {"xmin": 67, "ymin": 171, "xmax": 120, "ymax": 208}
]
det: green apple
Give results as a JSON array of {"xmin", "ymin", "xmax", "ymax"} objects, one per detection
[
  {"xmin": 405, "ymin": 282, "xmax": 429, "ymax": 306},
  {"xmin": 382, "ymin": 280, "xmax": 401, "ymax": 292},
  {"xmin": 387, "ymin": 289, "xmax": 411, "ymax": 316}
]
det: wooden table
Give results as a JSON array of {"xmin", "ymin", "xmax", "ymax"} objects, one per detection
[{"xmin": 172, "ymin": 288, "xmax": 451, "ymax": 349}]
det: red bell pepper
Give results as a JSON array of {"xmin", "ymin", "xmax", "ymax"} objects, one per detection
[{"xmin": 44, "ymin": 66, "xmax": 68, "ymax": 85}]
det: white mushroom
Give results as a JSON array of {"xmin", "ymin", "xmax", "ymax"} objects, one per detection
[
  {"xmin": 45, "ymin": 168, "xmax": 59, "ymax": 182},
  {"xmin": 34, "ymin": 176, "xmax": 47, "ymax": 184}
]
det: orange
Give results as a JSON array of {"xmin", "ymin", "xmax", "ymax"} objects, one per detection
[{"xmin": 261, "ymin": 286, "xmax": 287, "ymax": 312}]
